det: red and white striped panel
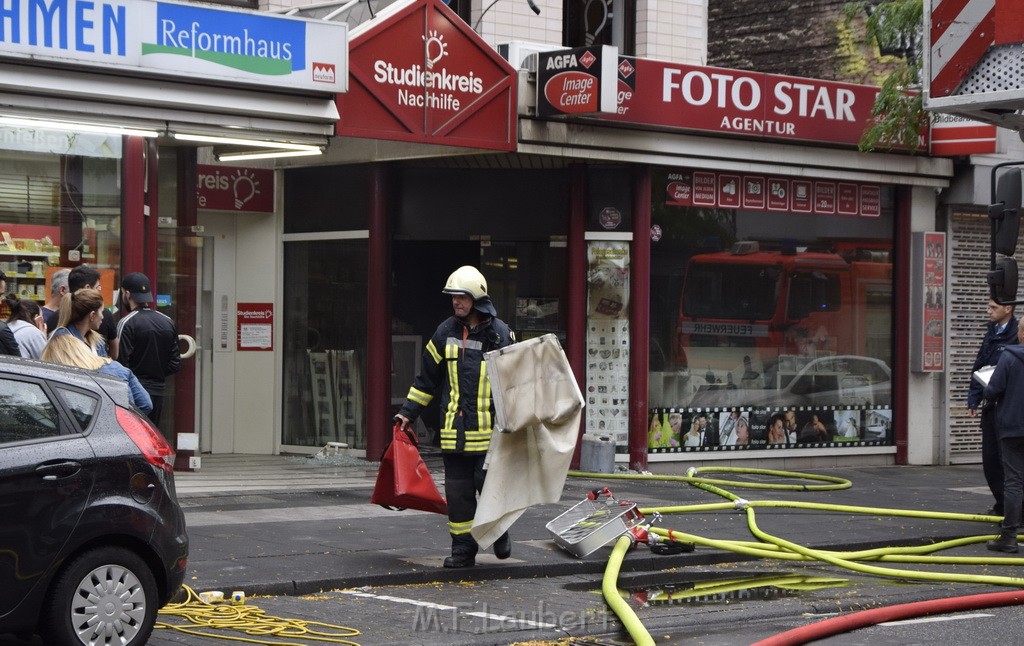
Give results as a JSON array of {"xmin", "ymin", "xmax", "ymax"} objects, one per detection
[{"xmin": 929, "ymin": 0, "xmax": 995, "ymax": 98}]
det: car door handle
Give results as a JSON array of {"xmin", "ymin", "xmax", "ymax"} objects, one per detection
[{"xmin": 36, "ymin": 461, "xmax": 82, "ymax": 481}]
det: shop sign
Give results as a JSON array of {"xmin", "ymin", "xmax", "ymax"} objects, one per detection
[
  {"xmin": 911, "ymin": 232, "xmax": 945, "ymax": 373},
  {"xmin": 237, "ymin": 302, "xmax": 273, "ymax": 351},
  {"xmin": 665, "ymin": 169, "xmax": 882, "ymax": 218},
  {"xmin": 536, "ymin": 45, "xmax": 618, "ymax": 117},
  {"xmin": 196, "ymin": 165, "xmax": 274, "ymax": 213},
  {"xmin": 601, "ymin": 59, "xmax": 920, "ymax": 148},
  {"xmin": 0, "ymin": 0, "xmax": 347, "ymax": 93},
  {"xmin": 930, "ymin": 114, "xmax": 998, "ymax": 156},
  {"xmin": 336, "ymin": 0, "xmax": 516, "ymax": 151}
]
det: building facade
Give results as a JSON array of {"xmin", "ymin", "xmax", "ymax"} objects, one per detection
[{"xmin": 0, "ymin": 0, "xmax": 968, "ymax": 473}]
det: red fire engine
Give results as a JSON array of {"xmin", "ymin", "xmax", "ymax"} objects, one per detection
[{"xmin": 673, "ymin": 241, "xmax": 892, "ymax": 379}]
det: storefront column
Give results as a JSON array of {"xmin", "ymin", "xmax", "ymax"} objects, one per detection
[
  {"xmin": 122, "ymin": 137, "xmax": 146, "ymax": 272},
  {"xmin": 894, "ymin": 185, "xmax": 911, "ymax": 465},
  {"xmin": 144, "ymin": 139, "xmax": 160, "ymax": 280},
  {"xmin": 568, "ymin": 164, "xmax": 587, "ymax": 469},
  {"xmin": 629, "ymin": 166, "xmax": 652, "ymax": 471},
  {"xmin": 367, "ymin": 164, "xmax": 391, "ymax": 461},
  {"xmin": 173, "ymin": 148, "xmax": 197, "ymax": 470}
]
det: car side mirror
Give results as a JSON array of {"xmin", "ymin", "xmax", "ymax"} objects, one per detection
[
  {"xmin": 991, "ymin": 168, "xmax": 1023, "ymax": 257},
  {"xmin": 989, "ymin": 256, "xmax": 1019, "ymax": 303}
]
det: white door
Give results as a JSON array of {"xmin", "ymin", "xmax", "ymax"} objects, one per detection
[{"xmin": 196, "ymin": 212, "xmax": 236, "ymax": 453}]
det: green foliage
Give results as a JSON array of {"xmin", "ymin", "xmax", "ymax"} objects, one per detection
[{"xmin": 844, "ymin": 0, "xmax": 926, "ymax": 153}]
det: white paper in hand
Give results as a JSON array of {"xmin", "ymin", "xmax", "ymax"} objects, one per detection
[{"xmin": 974, "ymin": 365, "xmax": 996, "ymax": 387}]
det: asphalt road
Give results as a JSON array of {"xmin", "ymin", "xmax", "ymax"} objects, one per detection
[{"xmin": 140, "ymin": 558, "xmax": 1024, "ymax": 646}]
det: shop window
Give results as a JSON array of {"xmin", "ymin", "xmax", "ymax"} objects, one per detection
[
  {"xmin": 281, "ymin": 240, "xmax": 368, "ymax": 449},
  {"xmin": 0, "ymin": 131, "xmax": 122, "ymax": 317},
  {"xmin": 563, "ymin": 0, "xmax": 636, "ymax": 55},
  {"xmin": 646, "ymin": 166, "xmax": 895, "ymax": 453}
]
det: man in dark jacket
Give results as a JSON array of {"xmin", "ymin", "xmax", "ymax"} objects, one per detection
[
  {"xmin": 983, "ymin": 319, "xmax": 1024, "ymax": 553},
  {"xmin": 395, "ymin": 266, "xmax": 515, "ymax": 568},
  {"xmin": 0, "ymin": 272, "xmax": 20, "ymax": 356},
  {"xmin": 116, "ymin": 273, "xmax": 180, "ymax": 427},
  {"xmin": 969, "ymin": 299, "xmax": 1019, "ymax": 516}
]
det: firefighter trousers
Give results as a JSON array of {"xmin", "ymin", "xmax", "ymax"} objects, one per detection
[{"xmin": 443, "ymin": 452, "xmax": 486, "ymax": 556}]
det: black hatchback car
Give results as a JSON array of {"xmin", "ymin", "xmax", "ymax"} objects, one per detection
[{"xmin": 0, "ymin": 356, "xmax": 188, "ymax": 645}]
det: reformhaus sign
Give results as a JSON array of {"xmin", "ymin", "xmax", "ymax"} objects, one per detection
[{"xmin": 0, "ymin": 0, "xmax": 348, "ymax": 93}]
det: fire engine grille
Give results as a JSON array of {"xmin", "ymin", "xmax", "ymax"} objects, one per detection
[{"xmin": 956, "ymin": 43, "xmax": 1024, "ymax": 96}]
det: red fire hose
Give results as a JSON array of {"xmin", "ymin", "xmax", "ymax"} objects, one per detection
[{"xmin": 751, "ymin": 589, "xmax": 1024, "ymax": 646}]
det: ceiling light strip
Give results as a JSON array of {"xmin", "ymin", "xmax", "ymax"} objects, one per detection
[
  {"xmin": 216, "ymin": 149, "xmax": 324, "ymax": 162},
  {"xmin": 173, "ymin": 133, "xmax": 322, "ymax": 151},
  {"xmin": 0, "ymin": 115, "xmax": 159, "ymax": 138}
]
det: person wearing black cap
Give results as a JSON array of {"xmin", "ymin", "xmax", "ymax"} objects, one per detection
[
  {"xmin": 394, "ymin": 265, "xmax": 516, "ymax": 568},
  {"xmin": 116, "ymin": 272, "xmax": 180, "ymax": 427}
]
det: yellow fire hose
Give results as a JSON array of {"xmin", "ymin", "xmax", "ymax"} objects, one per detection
[
  {"xmin": 576, "ymin": 466, "xmax": 1024, "ymax": 646},
  {"xmin": 156, "ymin": 585, "xmax": 362, "ymax": 645}
]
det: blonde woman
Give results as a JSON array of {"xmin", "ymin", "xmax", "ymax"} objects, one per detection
[
  {"xmin": 42, "ymin": 333, "xmax": 153, "ymax": 413},
  {"xmin": 51, "ymin": 288, "xmax": 107, "ymax": 356}
]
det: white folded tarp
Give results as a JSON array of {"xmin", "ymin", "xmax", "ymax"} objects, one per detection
[{"xmin": 472, "ymin": 333, "xmax": 585, "ymax": 549}]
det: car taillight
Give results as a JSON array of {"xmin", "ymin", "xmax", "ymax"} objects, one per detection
[{"xmin": 116, "ymin": 406, "xmax": 175, "ymax": 473}]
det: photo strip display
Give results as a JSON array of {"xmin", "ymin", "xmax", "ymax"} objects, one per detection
[{"xmin": 645, "ymin": 405, "xmax": 893, "ymax": 453}]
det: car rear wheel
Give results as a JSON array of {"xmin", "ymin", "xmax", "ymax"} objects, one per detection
[{"xmin": 41, "ymin": 546, "xmax": 158, "ymax": 646}]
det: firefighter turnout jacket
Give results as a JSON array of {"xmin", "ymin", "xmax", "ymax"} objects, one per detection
[{"xmin": 399, "ymin": 315, "xmax": 514, "ymax": 453}]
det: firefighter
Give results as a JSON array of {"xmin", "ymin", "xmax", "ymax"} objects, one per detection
[{"xmin": 395, "ymin": 266, "xmax": 516, "ymax": 568}]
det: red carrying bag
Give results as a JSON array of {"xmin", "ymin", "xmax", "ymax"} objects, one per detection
[{"xmin": 370, "ymin": 423, "xmax": 448, "ymax": 515}]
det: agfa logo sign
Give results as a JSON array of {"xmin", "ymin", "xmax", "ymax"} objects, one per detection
[{"xmin": 537, "ymin": 46, "xmax": 618, "ymax": 117}]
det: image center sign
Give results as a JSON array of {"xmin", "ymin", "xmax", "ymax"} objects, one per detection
[{"xmin": 535, "ymin": 45, "xmax": 618, "ymax": 117}]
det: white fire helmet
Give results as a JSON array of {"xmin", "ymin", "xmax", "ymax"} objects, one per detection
[{"xmin": 442, "ymin": 266, "xmax": 488, "ymax": 300}]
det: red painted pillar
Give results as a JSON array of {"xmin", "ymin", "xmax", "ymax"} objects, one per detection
[
  {"xmin": 568, "ymin": 165, "xmax": 587, "ymax": 469},
  {"xmin": 121, "ymin": 137, "xmax": 146, "ymax": 273},
  {"xmin": 366, "ymin": 165, "xmax": 391, "ymax": 461},
  {"xmin": 629, "ymin": 166, "xmax": 652, "ymax": 472},
  {"xmin": 173, "ymin": 148, "xmax": 198, "ymax": 470},
  {"xmin": 894, "ymin": 185, "xmax": 911, "ymax": 465}
]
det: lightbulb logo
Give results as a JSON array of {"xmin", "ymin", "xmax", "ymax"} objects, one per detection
[
  {"xmin": 423, "ymin": 30, "xmax": 448, "ymax": 69},
  {"xmin": 232, "ymin": 169, "xmax": 261, "ymax": 210}
]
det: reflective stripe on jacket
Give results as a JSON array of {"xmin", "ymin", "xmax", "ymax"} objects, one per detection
[{"xmin": 399, "ymin": 316, "xmax": 514, "ymax": 453}]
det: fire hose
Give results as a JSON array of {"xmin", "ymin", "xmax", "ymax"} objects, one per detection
[{"xmin": 567, "ymin": 466, "xmax": 1024, "ymax": 645}]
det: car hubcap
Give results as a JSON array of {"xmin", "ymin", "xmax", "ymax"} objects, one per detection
[{"xmin": 71, "ymin": 564, "xmax": 147, "ymax": 645}]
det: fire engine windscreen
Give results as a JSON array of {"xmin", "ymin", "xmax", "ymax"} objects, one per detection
[{"xmin": 683, "ymin": 264, "xmax": 780, "ymax": 320}]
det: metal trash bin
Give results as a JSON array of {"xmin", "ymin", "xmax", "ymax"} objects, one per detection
[{"xmin": 579, "ymin": 434, "xmax": 615, "ymax": 474}]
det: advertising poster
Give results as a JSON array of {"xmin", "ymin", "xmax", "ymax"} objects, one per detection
[
  {"xmin": 664, "ymin": 168, "xmax": 881, "ymax": 218},
  {"xmin": 911, "ymin": 232, "xmax": 945, "ymax": 372},
  {"xmin": 647, "ymin": 405, "xmax": 892, "ymax": 454},
  {"xmin": 586, "ymin": 241, "xmax": 630, "ymax": 444}
]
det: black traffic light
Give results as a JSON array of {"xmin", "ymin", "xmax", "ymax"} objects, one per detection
[
  {"xmin": 989, "ymin": 256, "xmax": 1019, "ymax": 304},
  {"xmin": 991, "ymin": 168, "xmax": 1022, "ymax": 257}
]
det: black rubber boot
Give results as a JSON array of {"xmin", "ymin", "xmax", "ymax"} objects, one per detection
[
  {"xmin": 987, "ymin": 530, "xmax": 1019, "ymax": 554},
  {"xmin": 443, "ymin": 551, "xmax": 476, "ymax": 568},
  {"xmin": 493, "ymin": 532, "xmax": 511, "ymax": 559}
]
